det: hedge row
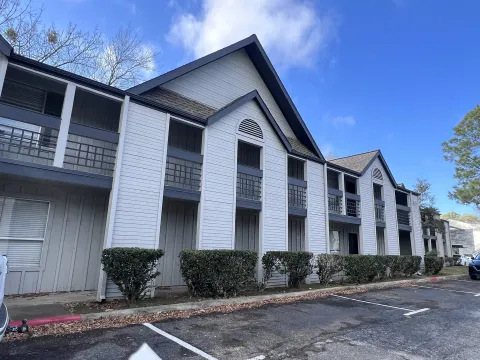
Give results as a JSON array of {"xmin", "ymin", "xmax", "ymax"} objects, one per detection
[{"xmin": 101, "ymin": 248, "xmax": 427, "ymax": 304}]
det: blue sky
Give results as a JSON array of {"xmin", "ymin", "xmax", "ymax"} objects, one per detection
[{"xmin": 40, "ymin": 0, "xmax": 479, "ymax": 214}]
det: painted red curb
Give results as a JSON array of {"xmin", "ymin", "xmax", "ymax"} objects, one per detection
[
  {"xmin": 428, "ymin": 277, "xmax": 439, "ymax": 282},
  {"xmin": 9, "ymin": 314, "xmax": 82, "ymax": 327}
]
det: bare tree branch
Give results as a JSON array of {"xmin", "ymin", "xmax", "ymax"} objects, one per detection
[{"xmin": 0, "ymin": 1, "xmax": 158, "ymax": 88}]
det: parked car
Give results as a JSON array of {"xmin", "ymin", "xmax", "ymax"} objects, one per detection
[
  {"xmin": 0, "ymin": 255, "xmax": 8, "ymax": 342},
  {"xmin": 469, "ymin": 254, "xmax": 480, "ymax": 280},
  {"xmin": 458, "ymin": 254, "xmax": 473, "ymax": 266}
]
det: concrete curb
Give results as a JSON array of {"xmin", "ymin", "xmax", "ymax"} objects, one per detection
[
  {"xmin": 80, "ymin": 274, "xmax": 469, "ymax": 321},
  {"xmin": 9, "ymin": 315, "xmax": 82, "ymax": 327}
]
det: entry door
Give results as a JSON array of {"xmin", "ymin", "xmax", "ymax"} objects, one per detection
[{"xmin": 348, "ymin": 233, "xmax": 359, "ymax": 254}]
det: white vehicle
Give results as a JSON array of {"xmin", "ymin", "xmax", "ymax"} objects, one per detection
[
  {"xmin": 0, "ymin": 255, "xmax": 8, "ymax": 342},
  {"xmin": 459, "ymin": 254, "xmax": 473, "ymax": 266}
]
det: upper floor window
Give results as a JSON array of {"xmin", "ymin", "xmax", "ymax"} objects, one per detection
[
  {"xmin": 373, "ymin": 183, "xmax": 383, "ymax": 201},
  {"xmin": 372, "ymin": 168, "xmax": 383, "ymax": 181},
  {"xmin": 238, "ymin": 119, "xmax": 263, "ymax": 140},
  {"xmin": 395, "ymin": 191, "xmax": 409, "ymax": 206},
  {"xmin": 168, "ymin": 120, "xmax": 203, "ymax": 153},
  {"xmin": 344, "ymin": 176, "xmax": 357, "ymax": 194},
  {"xmin": 288, "ymin": 157, "xmax": 305, "ymax": 180},
  {"xmin": 327, "ymin": 169, "xmax": 340, "ymax": 189},
  {"xmin": 238, "ymin": 141, "xmax": 261, "ymax": 169},
  {"xmin": 0, "ymin": 66, "xmax": 66, "ymax": 117}
]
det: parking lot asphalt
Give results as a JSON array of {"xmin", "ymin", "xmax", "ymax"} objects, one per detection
[{"xmin": 1, "ymin": 279, "xmax": 478, "ymax": 360}]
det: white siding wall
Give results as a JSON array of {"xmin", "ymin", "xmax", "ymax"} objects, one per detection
[
  {"xmin": 200, "ymin": 110, "xmax": 236, "ymax": 250},
  {"xmin": 162, "ymin": 49, "xmax": 296, "ymax": 139},
  {"xmin": 307, "ymin": 161, "xmax": 326, "ymax": 282},
  {"xmin": 105, "ymin": 103, "xmax": 167, "ymax": 297},
  {"xmin": 359, "ymin": 168, "xmax": 376, "ymax": 255},
  {"xmin": 360, "ymin": 158, "xmax": 399, "ymax": 255},
  {"xmin": 411, "ymin": 194, "xmax": 424, "ymax": 257},
  {"xmin": 110, "ymin": 103, "xmax": 167, "ymax": 249}
]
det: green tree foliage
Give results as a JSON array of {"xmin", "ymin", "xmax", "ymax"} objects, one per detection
[
  {"xmin": 413, "ymin": 178, "xmax": 444, "ymax": 234},
  {"xmin": 443, "ymin": 106, "xmax": 480, "ymax": 210},
  {"xmin": 441, "ymin": 211, "xmax": 480, "ymax": 223}
]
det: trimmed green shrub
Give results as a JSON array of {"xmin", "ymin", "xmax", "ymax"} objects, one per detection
[
  {"xmin": 444, "ymin": 256, "xmax": 455, "ymax": 267},
  {"xmin": 343, "ymin": 255, "xmax": 383, "ymax": 283},
  {"xmin": 262, "ymin": 251, "xmax": 314, "ymax": 288},
  {"xmin": 425, "ymin": 250, "xmax": 439, "ymax": 257},
  {"xmin": 316, "ymin": 254, "xmax": 344, "ymax": 285},
  {"xmin": 425, "ymin": 256, "xmax": 444, "ymax": 275},
  {"xmin": 179, "ymin": 250, "xmax": 257, "ymax": 297},
  {"xmin": 402, "ymin": 256, "xmax": 422, "ymax": 276},
  {"xmin": 101, "ymin": 247, "xmax": 164, "ymax": 306}
]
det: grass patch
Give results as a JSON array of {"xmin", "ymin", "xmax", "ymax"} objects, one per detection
[{"xmin": 439, "ymin": 266, "xmax": 468, "ymax": 276}]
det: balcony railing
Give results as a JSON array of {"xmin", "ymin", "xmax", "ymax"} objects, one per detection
[
  {"xmin": 346, "ymin": 198, "xmax": 361, "ymax": 218},
  {"xmin": 164, "ymin": 156, "xmax": 202, "ymax": 191},
  {"xmin": 0, "ymin": 120, "xmax": 58, "ymax": 166},
  {"xmin": 328, "ymin": 194, "xmax": 342, "ymax": 215},
  {"xmin": 288, "ymin": 183, "xmax": 307, "ymax": 209},
  {"xmin": 397, "ymin": 209, "xmax": 411, "ymax": 226},
  {"xmin": 375, "ymin": 203, "xmax": 385, "ymax": 222},
  {"xmin": 63, "ymin": 134, "xmax": 117, "ymax": 176},
  {"xmin": 237, "ymin": 171, "xmax": 261, "ymax": 201}
]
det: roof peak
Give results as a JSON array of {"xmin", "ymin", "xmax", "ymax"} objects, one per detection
[{"xmin": 330, "ymin": 149, "xmax": 379, "ymax": 161}]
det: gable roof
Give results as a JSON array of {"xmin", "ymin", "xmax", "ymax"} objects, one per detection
[
  {"xmin": 0, "ymin": 35, "xmax": 12, "ymax": 58},
  {"xmin": 128, "ymin": 34, "xmax": 324, "ymax": 161},
  {"xmin": 328, "ymin": 150, "xmax": 397, "ymax": 185},
  {"xmin": 142, "ymin": 87, "xmax": 217, "ymax": 121}
]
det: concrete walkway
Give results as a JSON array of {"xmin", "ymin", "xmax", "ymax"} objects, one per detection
[{"xmin": 5, "ymin": 291, "xmax": 95, "ymax": 321}]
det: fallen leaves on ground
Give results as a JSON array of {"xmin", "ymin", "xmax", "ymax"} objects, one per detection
[{"xmin": 4, "ymin": 281, "xmax": 415, "ymax": 342}]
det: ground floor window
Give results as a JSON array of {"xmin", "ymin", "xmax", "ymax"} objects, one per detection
[{"xmin": 0, "ymin": 197, "xmax": 49, "ymax": 267}]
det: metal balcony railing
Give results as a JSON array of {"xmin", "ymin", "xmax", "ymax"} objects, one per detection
[
  {"xmin": 237, "ymin": 171, "xmax": 261, "ymax": 201},
  {"xmin": 375, "ymin": 203, "xmax": 385, "ymax": 222},
  {"xmin": 328, "ymin": 194, "xmax": 342, "ymax": 215},
  {"xmin": 397, "ymin": 209, "xmax": 411, "ymax": 226},
  {"xmin": 164, "ymin": 156, "xmax": 202, "ymax": 191},
  {"xmin": 346, "ymin": 198, "xmax": 361, "ymax": 218},
  {"xmin": 288, "ymin": 183, "xmax": 307, "ymax": 209},
  {"xmin": 0, "ymin": 120, "xmax": 58, "ymax": 166},
  {"xmin": 63, "ymin": 134, "xmax": 117, "ymax": 176}
]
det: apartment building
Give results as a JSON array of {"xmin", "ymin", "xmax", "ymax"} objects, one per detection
[{"xmin": 0, "ymin": 34, "xmax": 424, "ymax": 298}]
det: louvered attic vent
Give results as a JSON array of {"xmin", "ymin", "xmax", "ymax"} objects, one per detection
[
  {"xmin": 372, "ymin": 168, "xmax": 383, "ymax": 181},
  {"xmin": 238, "ymin": 119, "xmax": 263, "ymax": 139}
]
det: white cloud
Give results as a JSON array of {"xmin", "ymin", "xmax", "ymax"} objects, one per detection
[
  {"xmin": 330, "ymin": 115, "xmax": 356, "ymax": 128},
  {"xmin": 167, "ymin": 0, "xmax": 338, "ymax": 70}
]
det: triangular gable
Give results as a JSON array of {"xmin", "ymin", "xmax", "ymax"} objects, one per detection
[
  {"xmin": 208, "ymin": 90, "xmax": 292, "ymax": 152},
  {"xmin": 360, "ymin": 151, "xmax": 397, "ymax": 186},
  {"xmin": 129, "ymin": 34, "xmax": 324, "ymax": 161}
]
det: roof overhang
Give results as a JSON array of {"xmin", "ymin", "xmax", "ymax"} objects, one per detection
[
  {"xmin": 0, "ymin": 35, "xmax": 13, "ymax": 58},
  {"xmin": 128, "ymin": 34, "xmax": 324, "ymax": 161}
]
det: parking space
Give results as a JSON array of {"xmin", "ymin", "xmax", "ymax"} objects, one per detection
[{"xmin": 1, "ymin": 280, "xmax": 479, "ymax": 359}]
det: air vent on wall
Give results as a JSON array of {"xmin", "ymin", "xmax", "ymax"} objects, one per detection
[
  {"xmin": 238, "ymin": 119, "xmax": 263, "ymax": 139},
  {"xmin": 372, "ymin": 168, "xmax": 383, "ymax": 181}
]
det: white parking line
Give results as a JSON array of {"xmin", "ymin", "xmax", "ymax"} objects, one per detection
[
  {"xmin": 143, "ymin": 323, "xmax": 218, "ymax": 360},
  {"xmin": 411, "ymin": 284, "xmax": 480, "ymax": 296},
  {"xmin": 331, "ymin": 295, "xmax": 429, "ymax": 316}
]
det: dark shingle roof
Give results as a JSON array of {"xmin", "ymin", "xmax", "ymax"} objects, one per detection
[
  {"xmin": 287, "ymin": 137, "xmax": 320, "ymax": 160},
  {"xmin": 142, "ymin": 87, "xmax": 217, "ymax": 121},
  {"xmin": 329, "ymin": 150, "xmax": 379, "ymax": 173}
]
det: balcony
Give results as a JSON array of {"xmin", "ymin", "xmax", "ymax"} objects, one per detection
[
  {"xmin": 0, "ymin": 119, "xmax": 58, "ymax": 166},
  {"xmin": 328, "ymin": 193, "xmax": 342, "ymax": 215},
  {"xmin": 397, "ymin": 208, "xmax": 412, "ymax": 231},
  {"xmin": 375, "ymin": 201, "xmax": 386, "ymax": 227},
  {"xmin": 288, "ymin": 179, "xmax": 307, "ymax": 217},
  {"xmin": 236, "ymin": 166, "xmax": 262, "ymax": 210},
  {"xmin": 346, "ymin": 197, "xmax": 360, "ymax": 218},
  {"xmin": 163, "ymin": 147, "xmax": 203, "ymax": 202}
]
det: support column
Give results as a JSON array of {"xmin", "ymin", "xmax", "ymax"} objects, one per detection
[
  {"xmin": 324, "ymin": 165, "xmax": 330, "ymax": 254},
  {"xmin": 96, "ymin": 96, "xmax": 130, "ymax": 301},
  {"xmin": 340, "ymin": 172, "xmax": 346, "ymax": 216},
  {"xmin": 53, "ymin": 83, "xmax": 76, "ymax": 167}
]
